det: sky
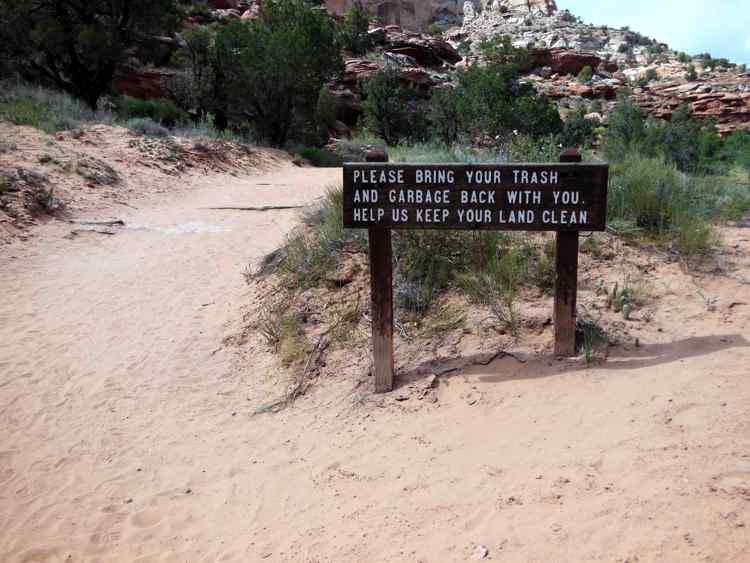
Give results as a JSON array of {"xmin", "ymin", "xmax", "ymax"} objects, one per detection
[{"xmin": 558, "ymin": 0, "xmax": 750, "ymax": 65}]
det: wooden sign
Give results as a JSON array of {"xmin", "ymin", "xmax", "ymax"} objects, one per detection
[
  {"xmin": 343, "ymin": 163, "xmax": 608, "ymax": 232},
  {"xmin": 345, "ymin": 150, "xmax": 608, "ymax": 393}
]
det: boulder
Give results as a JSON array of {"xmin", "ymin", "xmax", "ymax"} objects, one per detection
[
  {"xmin": 112, "ymin": 66, "xmax": 174, "ymax": 99},
  {"xmin": 330, "ymin": 87, "xmax": 363, "ymax": 125},
  {"xmin": 529, "ymin": 49, "xmax": 602, "ymax": 76},
  {"xmin": 343, "ymin": 59, "xmax": 381, "ymax": 89},
  {"xmin": 329, "ymin": 120, "xmax": 352, "ymax": 139},
  {"xmin": 383, "ymin": 27, "xmax": 462, "ymax": 67}
]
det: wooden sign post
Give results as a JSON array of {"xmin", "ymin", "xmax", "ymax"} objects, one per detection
[{"xmin": 344, "ymin": 150, "xmax": 608, "ymax": 392}]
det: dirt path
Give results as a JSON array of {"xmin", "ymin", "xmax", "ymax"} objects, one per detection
[
  {"xmin": 0, "ymin": 165, "xmax": 339, "ymax": 562},
  {"xmin": 1, "ymin": 164, "xmax": 750, "ymax": 563}
]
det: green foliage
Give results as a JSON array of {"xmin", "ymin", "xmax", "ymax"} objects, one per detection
[
  {"xmin": 338, "ymin": 0, "xmax": 372, "ymax": 55},
  {"xmin": 429, "ymin": 87, "xmax": 460, "ymax": 146},
  {"xmin": 477, "ymin": 35, "xmax": 530, "ymax": 73},
  {"xmin": 272, "ymin": 187, "xmax": 366, "ymax": 288},
  {"xmin": 0, "ymin": 97, "xmax": 52, "ymax": 130},
  {"xmin": 0, "ymin": 0, "xmax": 180, "ymax": 109},
  {"xmin": 362, "ymin": 66, "xmax": 423, "ymax": 145},
  {"xmin": 0, "ymin": 81, "xmax": 110, "ymax": 132},
  {"xmin": 608, "ymin": 153, "xmax": 684, "ymax": 234},
  {"xmin": 603, "ymin": 96, "xmax": 646, "ymax": 160},
  {"xmin": 576, "ymin": 318, "xmax": 607, "ymax": 362},
  {"xmin": 426, "ymin": 23, "xmax": 447, "ymax": 38},
  {"xmin": 169, "ymin": 26, "xmax": 217, "ymax": 115},
  {"xmin": 297, "ymin": 146, "xmax": 343, "ymax": 167},
  {"xmin": 215, "ymin": 0, "xmax": 342, "ymax": 146},
  {"xmin": 115, "ymin": 96, "xmax": 188, "ymax": 126},
  {"xmin": 677, "ymin": 52, "xmax": 691, "ymax": 63},
  {"xmin": 561, "ymin": 108, "xmax": 597, "ymax": 148},
  {"xmin": 577, "ymin": 65, "xmax": 593, "ymax": 83},
  {"xmin": 315, "ymin": 86, "xmax": 338, "ymax": 137},
  {"xmin": 645, "ymin": 68, "xmax": 659, "ymax": 82},
  {"xmin": 686, "ymin": 63, "xmax": 698, "ymax": 81},
  {"xmin": 717, "ymin": 131, "xmax": 750, "ymax": 177},
  {"xmin": 606, "ymin": 152, "xmax": 733, "ymax": 259},
  {"xmin": 436, "ymin": 62, "xmax": 562, "ymax": 142}
]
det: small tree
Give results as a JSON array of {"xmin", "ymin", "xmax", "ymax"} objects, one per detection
[
  {"xmin": 0, "ymin": 0, "xmax": 180, "ymax": 109},
  {"xmin": 215, "ymin": 0, "xmax": 342, "ymax": 146},
  {"xmin": 645, "ymin": 68, "xmax": 659, "ymax": 82},
  {"xmin": 477, "ymin": 35, "xmax": 530, "ymax": 74},
  {"xmin": 686, "ymin": 63, "xmax": 698, "ymax": 81},
  {"xmin": 430, "ymin": 87, "xmax": 460, "ymax": 146},
  {"xmin": 603, "ymin": 96, "xmax": 646, "ymax": 159},
  {"xmin": 338, "ymin": 0, "xmax": 371, "ymax": 56},
  {"xmin": 362, "ymin": 66, "xmax": 414, "ymax": 145}
]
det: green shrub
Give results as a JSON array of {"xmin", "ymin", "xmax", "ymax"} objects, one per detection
[
  {"xmin": 272, "ymin": 187, "xmax": 366, "ymax": 288},
  {"xmin": 686, "ymin": 64, "xmax": 698, "ymax": 81},
  {"xmin": 426, "ymin": 23, "xmax": 446, "ymax": 38},
  {"xmin": 561, "ymin": 108, "xmax": 597, "ymax": 148},
  {"xmin": 430, "ymin": 86, "xmax": 460, "ymax": 146},
  {"xmin": 608, "ymin": 153, "xmax": 685, "ymax": 234},
  {"xmin": 115, "ymin": 96, "xmax": 188, "ymax": 126},
  {"xmin": 672, "ymin": 215, "xmax": 717, "ymax": 259},
  {"xmin": 0, "ymin": 97, "xmax": 52, "ymax": 130},
  {"xmin": 315, "ymin": 86, "xmax": 338, "ymax": 133},
  {"xmin": 298, "ymin": 146, "xmax": 343, "ymax": 167},
  {"xmin": 645, "ymin": 68, "xmax": 659, "ymax": 82},
  {"xmin": 0, "ymin": 82, "xmax": 109, "ymax": 132},
  {"xmin": 441, "ymin": 63, "xmax": 562, "ymax": 142},
  {"xmin": 577, "ymin": 65, "xmax": 593, "ymax": 83},
  {"xmin": 362, "ymin": 66, "xmax": 421, "ymax": 145}
]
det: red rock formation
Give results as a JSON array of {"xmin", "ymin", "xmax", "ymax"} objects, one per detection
[
  {"xmin": 529, "ymin": 49, "xmax": 603, "ymax": 76},
  {"xmin": 112, "ymin": 67, "xmax": 175, "ymax": 100}
]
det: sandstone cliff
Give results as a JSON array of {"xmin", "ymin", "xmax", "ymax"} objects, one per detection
[{"xmin": 324, "ymin": 0, "xmax": 556, "ymax": 30}]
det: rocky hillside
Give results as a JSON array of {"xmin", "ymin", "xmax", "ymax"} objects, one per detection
[
  {"xmin": 114, "ymin": 0, "xmax": 749, "ymax": 137},
  {"xmin": 453, "ymin": 2, "xmax": 750, "ymax": 134}
]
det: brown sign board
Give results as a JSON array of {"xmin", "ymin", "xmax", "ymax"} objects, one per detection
[{"xmin": 343, "ymin": 163, "xmax": 608, "ymax": 231}]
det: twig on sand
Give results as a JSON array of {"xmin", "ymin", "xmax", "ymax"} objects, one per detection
[
  {"xmin": 209, "ymin": 205, "xmax": 303, "ymax": 211},
  {"xmin": 253, "ymin": 309, "xmax": 353, "ymax": 415},
  {"xmin": 65, "ymin": 229, "xmax": 116, "ymax": 238},
  {"xmin": 69, "ymin": 219, "xmax": 125, "ymax": 227}
]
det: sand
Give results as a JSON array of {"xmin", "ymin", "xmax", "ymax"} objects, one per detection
[{"xmin": 1, "ymin": 159, "xmax": 750, "ymax": 562}]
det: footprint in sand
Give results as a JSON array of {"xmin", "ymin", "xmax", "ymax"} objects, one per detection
[
  {"xmin": 130, "ymin": 509, "xmax": 163, "ymax": 529},
  {"xmin": 0, "ymin": 451, "xmax": 15, "ymax": 484},
  {"xmin": 714, "ymin": 470, "xmax": 750, "ymax": 497}
]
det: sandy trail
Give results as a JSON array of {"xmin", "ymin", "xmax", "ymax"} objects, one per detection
[{"xmin": 1, "ymin": 164, "xmax": 750, "ymax": 563}]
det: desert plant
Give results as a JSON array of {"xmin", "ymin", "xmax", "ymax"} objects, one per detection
[
  {"xmin": 115, "ymin": 96, "xmax": 188, "ymax": 126},
  {"xmin": 576, "ymin": 318, "xmax": 607, "ymax": 362},
  {"xmin": 577, "ymin": 65, "xmax": 593, "ymax": 83},
  {"xmin": 338, "ymin": 0, "xmax": 372, "ymax": 55},
  {"xmin": 362, "ymin": 66, "xmax": 417, "ymax": 145}
]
